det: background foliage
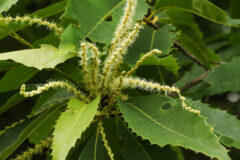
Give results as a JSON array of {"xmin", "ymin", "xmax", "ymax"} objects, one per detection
[{"xmin": 0, "ymin": 0, "xmax": 240, "ymax": 159}]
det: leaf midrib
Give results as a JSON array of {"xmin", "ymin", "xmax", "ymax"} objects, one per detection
[{"xmin": 93, "ymin": 128, "xmax": 100, "ymax": 160}]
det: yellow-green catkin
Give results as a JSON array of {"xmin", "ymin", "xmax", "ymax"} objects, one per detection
[
  {"xmin": 121, "ymin": 77, "xmax": 200, "ymax": 114},
  {"xmin": 86, "ymin": 42, "xmax": 101, "ymax": 94},
  {"xmin": 126, "ymin": 49, "xmax": 162, "ymax": 76},
  {"xmin": 98, "ymin": 121, "xmax": 114, "ymax": 160},
  {"xmin": 13, "ymin": 137, "xmax": 52, "ymax": 160},
  {"xmin": 102, "ymin": 23, "xmax": 142, "ymax": 91},
  {"xmin": 110, "ymin": 0, "xmax": 137, "ymax": 54},
  {"xmin": 20, "ymin": 81, "xmax": 89, "ymax": 103},
  {"xmin": 110, "ymin": 23, "xmax": 143, "ymax": 78},
  {"xmin": 79, "ymin": 42, "xmax": 92, "ymax": 91},
  {"xmin": 0, "ymin": 16, "xmax": 62, "ymax": 35}
]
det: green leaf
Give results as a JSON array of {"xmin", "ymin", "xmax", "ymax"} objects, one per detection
[
  {"xmin": 190, "ymin": 100, "xmax": 240, "ymax": 149},
  {"xmin": 100, "ymin": 118, "xmax": 119, "ymax": 158},
  {"xmin": 0, "ymin": 84, "xmax": 47, "ymax": 114},
  {"xmin": 155, "ymin": 0, "xmax": 240, "ymax": 27},
  {"xmin": 29, "ymin": 109, "xmax": 62, "ymax": 144},
  {"xmin": 220, "ymin": 136, "xmax": 240, "ymax": 149},
  {"xmin": 203, "ymin": 56, "xmax": 240, "ymax": 95},
  {"xmin": 118, "ymin": 95, "xmax": 230, "ymax": 160},
  {"xmin": 177, "ymin": 33, "xmax": 219, "ymax": 69},
  {"xmin": 0, "ymin": 0, "xmax": 18, "ymax": 13},
  {"xmin": 52, "ymin": 97, "xmax": 100, "ymax": 160},
  {"xmin": 56, "ymin": 58, "xmax": 84, "ymax": 84},
  {"xmin": 169, "ymin": 146, "xmax": 185, "ymax": 160},
  {"xmin": 177, "ymin": 64, "xmax": 205, "ymax": 87},
  {"xmin": 0, "ymin": 117, "xmax": 38, "ymax": 157},
  {"xmin": 117, "ymin": 119, "xmax": 152, "ymax": 160},
  {"xmin": 0, "ymin": 65, "xmax": 38, "ymax": 93},
  {"xmin": 77, "ymin": 127, "xmax": 110, "ymax": 160},
  {"xmin": 165, "ymin": 9, "xmax": 203, "ymax": 39},
  {"xmin": 32, "ymin": 89, "xmax": 73, "ymax": 114},
  {"xmin": 61, "ymin": 0, "xmax": 148, "ymax": 46},
  {"xmin": 176, "ymin": 64, "xmax": 209, "ymax": 99},
  {"xmin": 141, "ymin": 142, "xmax": 178, "ymax": 160},
  {"xmin": 66, "ymin": 122, "xmax": 98, "ymax": 160},
  {"xmin": 33, "ymin": 32, "xmax": 61, "ymax": 48},
  {"xmin": 0, "ymin": 45, "xmax": 75, "ymax": 70},
  {"xmin": 29, "ymin": 90, "xmax": 73, "ymax": 144},
  {"xmin": 0, "ymin": 93, "xmax": 25, "ymax": 114},
  {"xmin": 229, "ymin": 0, "xmax": 240, "ymax": 19},
  {"xmin": 0, "ymin": 102, "xmax": 65, "ymax": 159},
  {"xmin": 126, "ymin": 25, "xmax": 178, "ymax": 64},
  {"xmin": 164, "ymin": 9, "xmax": 220, "ymax": 68},
  {"xmin": 0, "ymin": 61, "xmax": 20, "ymax": 72},
  {"xmin": 140, "ymin": 55, "xmax": 180, "ymax": 74}
]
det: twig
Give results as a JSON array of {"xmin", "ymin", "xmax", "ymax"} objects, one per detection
[
  {"xmin": 181, "ymin": 71, "xmax": 210, "ymax": 92},
  {"xmin": 174, "ymin": 42, "xmax": 208, "ymax": 70}
]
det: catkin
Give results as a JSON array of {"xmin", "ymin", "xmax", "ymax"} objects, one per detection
[
  {"xmin": 126, "ymin": 49, "xmax": 162, "ymax": 76},
  {"xmin": 86, "ymin": 42, "xmax": 101, "ymax": 93},
  {"xmin": 98, "ymin": 121, "xmax": 114, "ymax": 160},
  {"xmin": 20, "ymin": 81, "xmax": 89, "ymax": 103},
  {"xmin": 13, "ymin": 137, "xmax": 52, "ymax": 160},
  {"xmin": 110, "ymin": 0, "xmax": 137, "ymax": 54},
  {"xmin": 79, "ymin": 42, "xmax": 90, "ymax": 90},
  {"xmin": 0, "ymin": 16, "xmax": 62, "ymax": 35},
  {"xmin": 121, "ymin": 77, "xmax": 200, "ymax": 114},
  {"xmin": 102, "ymin": 23, "xmax": 142, "ymax": 90}
]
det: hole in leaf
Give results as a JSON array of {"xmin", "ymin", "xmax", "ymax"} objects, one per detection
[
  {"xmin": 161, "ymin": 103, "xmax": 172, "ymax": 110},
  {"xmin": 104, "ymin": 15, "xmax": 113, "ymax": 22}
]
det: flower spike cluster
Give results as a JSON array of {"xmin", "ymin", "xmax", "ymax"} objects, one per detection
[
  {"xmin": 78, "ymin": 42, "xmax": 101, "ymax": 96},
  {"xmin": 18, "ymin": 1, "xmax": 200, "ymax": 159},
  {"xmin": 102, "ymin": 22, "xmax": 143, "ymax": 91},
  {"xmin": 19, "ymin": 0, "xmax": 199, "ymax": 114}
]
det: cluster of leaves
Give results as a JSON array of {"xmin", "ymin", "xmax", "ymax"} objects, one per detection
[{"xmin": 0, "ymin": 0, "xmax": 240, "ymax": 159}]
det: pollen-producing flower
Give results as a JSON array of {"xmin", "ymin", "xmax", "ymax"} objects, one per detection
[
  {"xmin": 19, "ymin": 0, "xmax": 200, "ymax": 115},
  {"xmin": 0, "ymin": 16, "xmax": 62, "ymax": 35}
]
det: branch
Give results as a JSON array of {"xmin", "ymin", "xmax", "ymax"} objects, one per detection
[
  {"xmin": 174, "ymin": 42, "xmax": 208, "ymax": 70},
  {"xmin": 181, "ymin": 71, "xmax": 210, "ymax": 92}
]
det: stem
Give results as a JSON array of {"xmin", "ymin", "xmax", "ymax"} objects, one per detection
[
  {"xmin": 170, "ymin": 146, "xmax": 185, "ymax": 160},
  {"xmin": 174, "ymin": 42, "xmax": 208, "ymax": 70},
  {"xmin": 145, "ymin": 9, "xmax": 160, "ymax": 21},
  {"xmin": 156, "ymin": 66, "xmax": 165, "ymax": 83},
  {"xmin": 0, "ymin": 25, "xmax": 33, "ymax": 48},
  {"xmin": 181, "ymin": 71, "xmax": 210, "ymax": 92}
]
